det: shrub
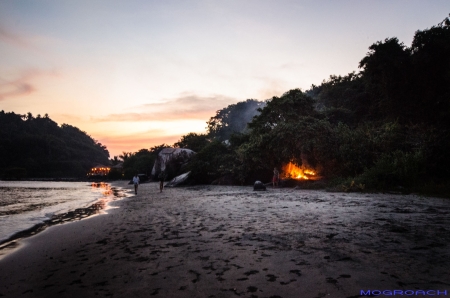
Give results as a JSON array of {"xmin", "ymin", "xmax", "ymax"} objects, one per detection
[{"xmin": 359, "ymin": 150, "xmax": 425, "ymax": 190}]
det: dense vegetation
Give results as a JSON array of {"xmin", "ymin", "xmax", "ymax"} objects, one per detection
[
  {"xmin": 116, "ymin": 145, "xmax": 169, "ymax": 179},
  {"xmin": 0, "ymin": 112, "xmax": 110, "ymax": 179},
  {"xmin": 182, "ymin": 16, "xmax": 450, "ymax": 195},
  {"xmin": 207, "ymin": 99, "xmax": 266, "ymax": 141},
  {"xmin": 117, "ymin": 136, "xmax": 207, "ymax": 180}
]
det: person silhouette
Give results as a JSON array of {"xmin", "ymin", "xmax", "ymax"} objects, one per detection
[
  {"xmin": 133, "ymin": 174, "xmax": 140, "ymax": 194},
  {"xmin": 158, "ymin": 171, "xmax": 166, "ymax": 193},
  {"xmin": 273, "ymin": 167, "xmax": 280, "ymax": 187}
]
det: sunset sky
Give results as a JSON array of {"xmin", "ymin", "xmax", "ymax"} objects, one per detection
[{"xmin": 0, "ymin": 1, "xmax": 448, "ymax": 157}]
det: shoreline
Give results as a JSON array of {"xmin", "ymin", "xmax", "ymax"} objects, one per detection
[
  {"xmin": 1, "ymin": 178, "xmax": 128, "ymax": 182},
  {"xmin": 0, "ymin": 181, "xmax": 131, "ymax": 260},
  {"xmin": 0, "ymin": 183, "xmax": 448, "ymax": 297}
]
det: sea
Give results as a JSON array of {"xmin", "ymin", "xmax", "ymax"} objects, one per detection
[{"xmin": 0, "ymin": 181, "xmax": 129, "ymax": 244}]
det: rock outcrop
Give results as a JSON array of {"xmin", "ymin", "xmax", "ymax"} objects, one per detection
[{"xmin": 151, "ymin": 148, "xmax": 195, "ymax": 178}]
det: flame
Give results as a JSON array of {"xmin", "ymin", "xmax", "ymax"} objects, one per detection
[{"xmin": 282, "ymin": 162, "xmax": 316, "ymax": 180}]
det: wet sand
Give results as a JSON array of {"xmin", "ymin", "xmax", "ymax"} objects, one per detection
[
  {"xmin": 0, "ymin": 183, "xmax": 127, "ymax": 260},
  {"xmin": 0, "ymin": 181, "xmax": 449, "ymax": 297}
]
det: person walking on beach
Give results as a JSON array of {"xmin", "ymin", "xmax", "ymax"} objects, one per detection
[
  {"xmin": 158, "ymin": 170, "xmax": 166, "ymax": 193},
  {"xmin": 133, "ymin": 174, "xmax": 140, "ymax": 195},
  {"xmin": 273, "ymin": 167, "xmax": 280, "ymax": 187}
]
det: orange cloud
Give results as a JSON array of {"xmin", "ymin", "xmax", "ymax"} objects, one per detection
[
  {"xmin": 0, "ymin": 75, "xmax": 35, "ymax": 101},
  {"xmin": 91, "ymin": 111, "xmax": 214, "ymax": 122},
  {"xmin": 0, "ymin": 69, "xmax": 60, "ymax": 101},
  {"xmin": 91, "ymin": 94, "xmax": 238, "ymax": 122}
]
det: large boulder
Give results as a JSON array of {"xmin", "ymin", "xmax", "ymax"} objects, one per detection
[{"xmin": 151, "ymin": 148, "xmax": 195, "ymax": 179}]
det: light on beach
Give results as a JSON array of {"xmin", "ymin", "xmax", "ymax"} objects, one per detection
[{"xmin": 88, "ymin": 166, "xmax": 111, "ymax": 176}]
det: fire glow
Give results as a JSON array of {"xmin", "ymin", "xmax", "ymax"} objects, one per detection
[{"xmin": 282, "ymin": 162, "xmax": 316, "ymax": 180}]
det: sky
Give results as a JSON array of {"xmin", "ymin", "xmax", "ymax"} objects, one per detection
[{"xmin": 0, "ymin": 0, "xmax": 448, "ymax": 157}]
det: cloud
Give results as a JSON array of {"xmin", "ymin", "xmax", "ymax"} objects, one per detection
[
  {"xmin": 92, "ymin": 94, "xmax": 238, "ymax": 122},
  {"xmin": 0, "ymin": 75, "xmax": 36, "ymax": 101},
  {"xmin": 0, "ymin": 26, "xmax": 31, "ymax": 49},
  {"xmin": 0, "ymin": 69, "xmax": 60, "ymax": 101}
]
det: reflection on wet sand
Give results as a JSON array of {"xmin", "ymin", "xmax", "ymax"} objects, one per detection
[
  {"xmin": 91, "ymin": 182, "xmax": 112, "ymax": 196},
  {"xmin": 0, "ymin": 184, "xmax": 129, "ymax": 259}
]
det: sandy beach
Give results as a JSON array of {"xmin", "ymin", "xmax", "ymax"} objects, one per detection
[{"xmin": 0, "ymin": 181, "xmax": 449, "ymax": 297}]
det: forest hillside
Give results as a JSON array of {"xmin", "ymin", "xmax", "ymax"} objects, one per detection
[
  {"xmin": 0, "ymin": 112, "xmax": 110, "ymax": 179},
  {"xmin": 179, "ymin": 16, "xmax": 450, "ymax": 195}
]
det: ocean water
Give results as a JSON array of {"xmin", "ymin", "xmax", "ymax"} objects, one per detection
[{"xmin": 0, "ymin": 181, "xmax": 128, "ymax": 243}]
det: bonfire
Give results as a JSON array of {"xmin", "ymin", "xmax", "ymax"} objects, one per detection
[{"xmin": 282, "ymin": 162, "xmax": 318, "ymax": 180}]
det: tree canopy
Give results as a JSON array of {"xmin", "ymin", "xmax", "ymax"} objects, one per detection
[
  {"xmin": 186, "ymin": 15, "xmax": 450, "ymax": 194},
  {"xmin": 206, "ymin": 99, "xmax": 265, "ymax": 141},
  {"xmin": 0, "ymin": 111, "xmax": 110, "ymax": 179}
]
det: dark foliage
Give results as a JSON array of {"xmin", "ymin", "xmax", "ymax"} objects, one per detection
[
  {"xmin": 187, "ymin": 140, "xmax": 235, "ymax": 184},
  {"xmin": 174, "ymin": 133, "xmax": 210, "ymax": 152},
  {"xmin": 187, "ymin": 15, "xmax": 450, "ymax": 194},
  {"xmin": 0, "ymin": 111, "xmax": 109, "ymax": 178},
  {"xmin": 120, "ymin": 144, "xmax": 169, "ymax": 179},
  {"xmin": 206, "ymin": 99, "xmax": 265, "ymax": 141}
]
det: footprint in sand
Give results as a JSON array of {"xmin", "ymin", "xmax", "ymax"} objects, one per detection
[
  {"xmin": 266, "ymin": 274, "xmax": 278, "ymax": 282},
  {"xmin": 244, "ymin": 270, "xmax": 259, "ymax": 276}
]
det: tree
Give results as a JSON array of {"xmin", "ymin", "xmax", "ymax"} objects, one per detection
[
  {"xmin": 358, "ymin": 37, "xmax": 411, "ymax": 121},
  {"xmin": 119, "ymin": 144, "xmax": 172, "ymax": 179},
  {"xmin": 188, "ymin": 140, "xmax": 234, "ymax": 184},
  {"xmin": 122, "ymin": 150, "xmax": 155, "ymax": 178},
  {"xmin": 119, "ymin": 152, "xmax": 132, "ymax": 161},
  {"xmin": 207, "ymin": 99, "xmax": 265, "ymax": 140},
  {"xmin": 409, "ymin": 17, "xmax": 450, "ymax": 125},
  {"xmin": 308, "ymin": 73, "xmax": 367, "ymax": 125},
  {"xmin": 110, "ymin": 156, "xmax": 121, "ymax": 165},
  {"xmin": 174, "ymin": 133, "xmax": 210, "ymax": 152},
  {"xmin": 248, "ymin": 89, "xmax": 316, "ymax": 134},
  {"xmin": 0, "ymin": 111, "xmax": 110, "ymax": 178}
]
